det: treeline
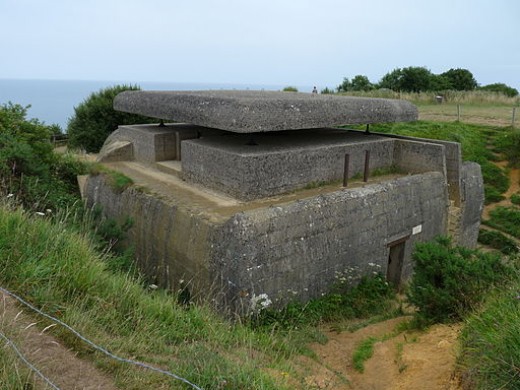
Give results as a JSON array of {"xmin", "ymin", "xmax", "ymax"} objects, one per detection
[{"xmin": 327, "ymin": 67, "xmax": 519, "ymax": 97}]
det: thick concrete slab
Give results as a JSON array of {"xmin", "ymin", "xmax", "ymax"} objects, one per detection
[{"xmin": 114, "ymin": 90, "xmax": 418, "ymax": 133}]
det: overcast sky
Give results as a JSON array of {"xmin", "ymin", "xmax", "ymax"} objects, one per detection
[{"xmin": 1, "ymin": 0, "xmax": 518, "ymax": 90}]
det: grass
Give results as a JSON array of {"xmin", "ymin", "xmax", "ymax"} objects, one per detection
[
  {"xmin": 511, "ymin": 193, "xmax": 520, "ymax": 205},
  {"xmin": 350, "ymin": 121, "xmax": 511, "ymax": 204},
  {"xmin": 478, "ymin": 229, "xmax": 519, "ymax": 255},
  {"xmin": 0, "ymin": 202, "xmax": 403, "ymax": 389},
  {"xmin": 0, "ymin": 204, "xmax": 287, "ymax": 389},
  {"xmin": 458, "ymin": 267, "xmax": 520, "ymax": 389},
  {"xmin": 352, "ymin": 337, "xmax": 377, "ymax": 372},
  {"xmin": 338, "ymin": 89, "xmax": 520, "ymax": 106},
  {"xmin": 484, "ymin": 206, "xmax": 520, "ymax": 239}
]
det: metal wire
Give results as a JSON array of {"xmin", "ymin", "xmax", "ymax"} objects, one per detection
[
  {"xmin": 0, "ymin": 286, "xmax": 203, "ymax": 390},
  {"xmin": 0, "ymin": 330, "xmax": 61, "ymax": 390}
]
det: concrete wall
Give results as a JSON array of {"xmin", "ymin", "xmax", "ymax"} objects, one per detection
[
  {"xmin": 210, "ymin": 172, "xmax": 448, "ymax": 307},
  {"xmin": 83, "ymin": 171, "xmax": 448, "ymax": 311},
  {"xmin": 98, "ymin": 124, "xmax": 203, "ymax": 163},
  {"xmin": 369, "ymin": 131, "xmax": 463, "ymax": 205},
  {"xmin": 458, "ymin": 162, "xmax": 485, "ymax": 248},
  {"xmin": 182, "ymin": 132, "xmax": 396, "ymax": 201}
]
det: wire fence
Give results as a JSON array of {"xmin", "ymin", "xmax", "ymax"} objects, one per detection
[
  {"xmin": 0, "ymin": 330, "xmax": 61, "ymax": 389},
  {"xmin": 0, "ymin": 286, "xmax": 203, "ymax": 390}
]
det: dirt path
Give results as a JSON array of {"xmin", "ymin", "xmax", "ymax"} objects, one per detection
[
  {"xmin": 482, "ymin": 160, "xmax": 520, "ymax": 220},
  {"xmin": 1, "ymin": 293, "xmax": 117, "ymax": 390},
  {"xmin": 296, "ymin": 317, "xmax": 461, "ymax": 390}
]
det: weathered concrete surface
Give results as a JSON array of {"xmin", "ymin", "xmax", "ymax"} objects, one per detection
[
  {"xmin": 84, "ymin": 170, "xmax": 448, "ymax": 311},
  {"xmin": 182, "ymin": 129, "xmax": 396, "ymax": 200},
  {"xmin": 458, "ymin": 162, "xmax": 484, "ymax": 248},
  {"xmin": 98, "ymin": 123, "xmax": 221, "ymax": 163},
  {"xmin": 113, "ymin": 90, "xmax": 418, "ymax": 133}
]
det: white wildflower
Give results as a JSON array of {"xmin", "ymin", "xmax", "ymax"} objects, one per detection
[
  {"xmin": 6, "ymin": 193, "xmax": 14, "ymax": 198},
  {"xmin": 250, "ymin": 293, "xmax": 272, "ymax": 314},
  {"xmin": 35, "ymin": 212, "xmax": 45, "ymax": 217}
]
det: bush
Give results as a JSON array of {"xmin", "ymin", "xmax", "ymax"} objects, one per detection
[
  {"xmin": 282, "ymin": 86, "xmax": 298, "ymax": 92},
  {"xmin": 479, "ymin": 83, "xmax": 519, "ymax": 97},
  {"xmin": 67, "ymin": 85, "xmax": 156, "ymax": 153},
  {"xmin": 407, "ymin": 237, "xmax": 512, "ymax": 325},
  {"xmin": 0, "ymin": 103, "xmax": 88, "ymax": 210}
]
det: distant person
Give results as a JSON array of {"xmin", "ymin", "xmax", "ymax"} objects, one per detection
[{"xmin": 312, "ymin": 86, "xmax": 318, "ymax": 94}]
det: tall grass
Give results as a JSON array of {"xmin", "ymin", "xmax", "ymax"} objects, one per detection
[
  {"xmin": 338, "ymin": 89, "xmax": 520, "ymax": 106},
  {"xmin": 0, "ymin": 204, "xmax": 289, "ymax": 389},
  {"xmin": 458, "ymin": 265, "xmax": 520, "ymax": 389}
]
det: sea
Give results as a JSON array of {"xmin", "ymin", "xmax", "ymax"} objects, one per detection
[{"xmin": 0, "ymin": 79, "xmax": 309, "ymax": 131}]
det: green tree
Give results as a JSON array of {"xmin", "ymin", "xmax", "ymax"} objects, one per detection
[
  {"xmin": 441, "ymin": 68, "xmax": 478, "ymax": 90},
  {"xmin": 336, "ymin": 77, "xmax": 352, "ymax": 92},
  {"xmin": 430, "ymin": 74, "xmax": 452, "ymax": 91},
  {"xmin": 378, "ymin": 67, "xmax": 435, "ymax": 92},
  {"xmin": 350, "ymin": 75, "xmax": 374, "ymax": 91},
  {"xmin": 479, "ymin": 83, "xmax": 519, "ymax": 97},
  {"xmin": 377, "ymin": 68, "xmax": 403, "ymax": 91},
  {"xmin": 67, "ymin": 85, "xmax": 155, "ymax": 153}
]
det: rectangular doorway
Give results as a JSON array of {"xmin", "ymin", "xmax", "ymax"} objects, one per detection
[{"xmin": 387, "ymin": 241, "xmax": 406, "ymax": 288}]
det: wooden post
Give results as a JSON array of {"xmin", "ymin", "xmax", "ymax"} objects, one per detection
[
  {"xmin": 512, "ymin": 107, "xmax": 517, "ymax": 128},
  {"xmin": 363, "ymin": 150, "xmax": 370, "ymax": 183},
  {"xmin": 457, "ymin": 104, "xmax": 461, "ymax": 122},
  {"xmin": 343, "ymin": 154, "xmax": 350, "ymax": 187}
]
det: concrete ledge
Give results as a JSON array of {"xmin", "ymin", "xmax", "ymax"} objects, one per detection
[{"xmin": 114, "ymin": 90, "xmax": 418, "ymax": 133}]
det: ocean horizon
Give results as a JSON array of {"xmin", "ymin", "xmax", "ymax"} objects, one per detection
[{"xmin": 0, "ymin": 78, "xmax": 311, "ymax": 130}]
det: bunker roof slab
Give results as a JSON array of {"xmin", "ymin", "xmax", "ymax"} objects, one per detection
[{"xmin": 114, "ymin": 90, "xmax": 418, "ymax": 133}]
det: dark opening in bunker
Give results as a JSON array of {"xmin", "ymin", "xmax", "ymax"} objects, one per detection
[{"xmin": 386, "ymin": 238, "xmax": 407, "ymax": 288}]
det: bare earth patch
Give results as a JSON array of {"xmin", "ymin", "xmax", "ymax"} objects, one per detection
[
  {"xmin": 294, "ymin": 317, "xmax": 461, "ymax": 390},
  {"xmin": 1, "ymin": 293, "xmax": 117, "ymax": 390}
]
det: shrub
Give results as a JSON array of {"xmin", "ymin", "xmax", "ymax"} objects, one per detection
[
  {"xmin": 407, "ymin": 237, "xmax": 512, "ymax": 325},
  {"xmin": 67, "ymin": 85, "xmax": 156, "ymax": 153},
  {"xmin": 479, "ymin": 83, "xmax": 519, "ymax": 97},
  {"xmin": 282, "ymin": 86, "xmax": 298, "ymax": 92},
  {"xmin": 0, "ymin": 103, "xmax": 88, "ymax": 210}
]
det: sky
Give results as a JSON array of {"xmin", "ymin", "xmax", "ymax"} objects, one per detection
[{"xmin": 1, "ymin": 0, "xmax": 519, "ymax": 91}]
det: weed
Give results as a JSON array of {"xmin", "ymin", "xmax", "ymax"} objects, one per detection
[
  {"xmin": 511, "ymin": 193, "xmax": 520, "ymax": 206},
  {"xmin": 105, "ymin": 170, "xmax": 133, "ymax": 193}
]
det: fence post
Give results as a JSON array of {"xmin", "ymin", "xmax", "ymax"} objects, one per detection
[
  {"xmin": 457, "ymin": 104, "xmax": 461, "ymax": 122},
  {"xmin": 512, "ymin": 107, "xmax": 517, "ymax": 128}
]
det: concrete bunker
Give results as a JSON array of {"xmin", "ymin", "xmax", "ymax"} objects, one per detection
[{"xmin": 83, "ymin": 90, "xmax": 484, "ymax": 312}]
